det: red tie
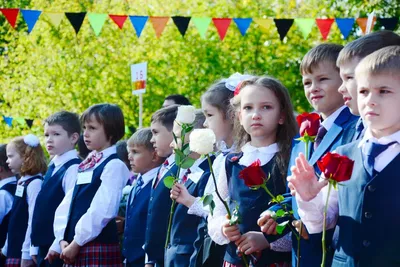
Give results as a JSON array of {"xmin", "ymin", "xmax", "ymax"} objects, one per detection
[
  {"xmin": 181, "ymin": 169, "xmax": 191, "ymax": 184},
  {"xmin": 78, "ymin": 152, "xmax": 103, "ymax": 172}
]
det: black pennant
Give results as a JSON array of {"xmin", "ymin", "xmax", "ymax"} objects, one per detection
[
  {"xmin": 25, "ymin": 119, "xmax": 33, "ymax": 128},
  {"xmin": 377, "ymin": 17, "xmax": 399, "ymax": 31},
  {"xmin": 172, "ymin": 16, "xmax": 191, "ymax": 37},
  {"xmin": 274, "ymin": 19, "xmax": 294, "ymax": 41},
  {"xmin": 65, "ymin": 12, "xmax": 86, "ymax": 35}
]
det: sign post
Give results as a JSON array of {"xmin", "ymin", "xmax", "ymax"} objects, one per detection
[{"xmin": 130, "ymin": 62, "xmax": 147, "ymax": 129}]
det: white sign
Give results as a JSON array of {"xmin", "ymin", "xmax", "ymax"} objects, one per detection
[{"xmin": 131, "ymin": 62, "xmax": 147, "ymax": 95}]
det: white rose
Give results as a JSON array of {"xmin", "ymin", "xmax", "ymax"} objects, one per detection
[
  {"xmin": 23, "ymin": 134, "xmax": 40, "ymax": 147},
  {"xmin": 189, "ymin": 129, "xmax": 216, "ymax": 155},
  {"xmin": 176, "ymin": 105, "xmax": 196, "ymax": 124},
  {"xmin": 122, "ymin": 185, "xmax": 132, "ymax": 195}
]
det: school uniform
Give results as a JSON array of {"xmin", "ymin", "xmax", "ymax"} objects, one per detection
[
  {"xmin": 0, "ymin": 177, "xmax": 17, "ymax": 249},
  {"xmin": 51, "ymin": 146, "xmax": 130, "ymax": 267},
  {"xmin": 123, "ymin": 167, "xmax": 159, "ymax": 267},
  {"xmin": 3, "ymin": 175, "xmax": 43, "ymax": 267},
  {"xmin": 31, "ymin": 150, "xmax": 81, "ymax": 267}
]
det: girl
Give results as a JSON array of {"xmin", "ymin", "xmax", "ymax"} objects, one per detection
[
  {"xmin": 3, "ymin": 134, "xmax": 47, "ymax": 267},
  {"xmin": 207, "ymin": 76, "xmax": 297, "ymax": 266},
  {"xmin": 49, "ymin": 104, "xmax": 131, "ymax": 266}
]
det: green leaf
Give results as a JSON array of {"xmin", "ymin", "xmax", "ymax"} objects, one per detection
[
  {"xmin": 182, "ymin": 143, "xmax": 190, "ymax": 155},
  {"xmin": 163, "ymin": 176, "xmax": 175, "ymax": 189},
  {"xmin": 209, "ymin": 201, "xmax": 216, "ymax": 216},
  {"xmin": 250, "ymin": 185, "xmax": 261, "ymax": 190},
  {"xmin": 275, "ymin": 194, "xmax": 285, "ymax": 203},
  {"xmin": 229, "ymin": 204, "xmax": 241, "ymax": 225},
  {"xmin": 180, "ymin": 157, "xmax": 196, "ymax": 169},
  {"xmin": 276, "ymin": 220, "xmax": 289, "ymax": 234},
  {"xmin": 202, "ymin": 194, "xmax": 214, "ymax": 206},
  {"xmin": 275, "ymin": 209, "xmax": 286, "ymax": 218},
  {"xmin": 174, "ymin": 150, "xmax": 184, "ymax": 164}
]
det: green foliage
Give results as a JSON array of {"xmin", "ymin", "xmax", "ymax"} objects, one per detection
[{"xmin": 163, "ymin": 175, "xmax": 175, "ymax": 189}]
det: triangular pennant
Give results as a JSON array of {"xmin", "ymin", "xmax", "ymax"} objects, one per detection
[
  {"xmin": 335, "ymin": 18, "xmax": 355, "ymax": 39},
  {"xmin": 274, "ymin": 19, "xmax": 294, "ymax": 41},
  {"xmin": 212, "ymin": 18, "xmax": 232, "ymax": 41},
  {"xmin": 356, "ymin": 17, "xmax": 376, "ymax": 34},
  {"xmin": 21, "ymin": 9, "xmax": 42, "ymax": 33},
  {"xmin": 2, "ymin": 116, "xmax": 13, "ymax": 127},
  {"xmin": 172, "ymin": 16, "xmax": 191, "ymax": 37},
  {"xmin": 0, "ymin": 8, "xmax": 19, "ymax": 28},
  {"xmin": 149, "ymin": 16, "xmax": 169, "ymax": 38},
  {"xmin": 192, "ymin": 17, "xmax": 211, "ymax": 39},
  {"xmin": 88, "ymin": 13, "xmax": 107, "ymax": 36},
  {"xmin": 129, "ymin": 16, "xmax": 148, "ymax": 37},
  {"xmin": 65, "ymin": 12, "xmax": 86, "ymax": 35},
  {"xmin": 316, "ymin": 18, "xmax": 334, "ymax": 40},
  {"xmin": 109, "ymin": 15, "xmax": 128, "ymax": 29},
  {"xmin": 295, "ymin": 18, "xmax": 315, "ymax": 39},
  {"xmin": 14, "ymin": 117, "xmax": 25, "ymax": 125},
  {"xmin": 25, "ymin": 119, "xmax": 33, "ymax": 128},
  {"xmin": 253, "ymin": 18, "xmax": 271, "ymax": 32},
  {"xmin": 46, "ymin": 12, "xmax": 64, "ymax": 27},
  {"xmin": 233, "ymin": 18, "xmax": 252, "ymax": 36},
  {"xmin": 377, "ymin": 17, "xmax": 399, "ymax": 31}
]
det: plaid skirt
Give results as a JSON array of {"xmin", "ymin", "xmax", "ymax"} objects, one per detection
[
  {"xmin": 5, "ymin": 258, "xmax": 22, "ymax": 267},
  {"xmin": 223, "ymin": 260, "xmax": 290, "ymax": 267},
  {"xmin": 63, "ymin": 242, "xmax": 122, "ymax": 267}
]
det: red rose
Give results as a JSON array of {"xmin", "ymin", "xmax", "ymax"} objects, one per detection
[
  {"xmin": 296, "ymin": 112, "xmax": 320, "ymax": 137},
  {"xmin": 239, "ymin": 159, "xmax": 266, "ymax": 187},
  {"xmin": 317, "ymin": 152, "xmax": 354, "ymax": 182}
]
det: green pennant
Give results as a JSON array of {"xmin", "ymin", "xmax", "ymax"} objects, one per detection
[
  {"xmin": 295, "ymin": 18, "xmax": 315, "ymax": 39},
  {"xmin": 88, "ymin": 13, "xmax": 107, "ymax": 36},
  {"xmin": 192, "ymin": 17, "xmax": 211, "ymax": 39},
  {"xmin": 14, "ymin": 117, "xmax": 26, "ymax": 126}
]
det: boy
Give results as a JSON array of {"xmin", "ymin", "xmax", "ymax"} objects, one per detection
[
  {"xmin": 30, "ymin": 111, "xmax": 81, "ymax": 266},
  {"xmin": 291, "ymin": 45, "xmax": 400, "ymax": 267},
  {"xmin": 123, "ymin": 128, "xmax": 165, "ymax": 267},
  {"xmin": 144, "ymin": 105, "xmax": 179, "ymax": 267}
]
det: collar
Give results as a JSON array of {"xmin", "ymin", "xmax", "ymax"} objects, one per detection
[
  {"xmin": 239, "ymin": 142, "xmax": 279, "ymax": 166},
  {"xmin": 19, "ymin": 174, "xmax": 42, "ymax": 182},
  {"xmin": 51, "ymin": 149, "xmax": 79, "ymax": 167},
  {"xmin": 358, "ymin": 129, "xmax": 400, "ymax": 148},
  {"xmin": 165, "ymin": 154, "xmax": 175, "ymax": 168},
  {"xmin": 321, "ymin": 105, "xmax": 346, "ymax": 131},
  {"xmin": 93, "ymin": 145, "xmax": 117, "ymax": 159},
  {"xmin": 139, "ymin": 167, "xmax": 159, "ymax": 186},
  {"xmin": 0, "ymin": 176, "xmax": 17, "ymax": 187}
]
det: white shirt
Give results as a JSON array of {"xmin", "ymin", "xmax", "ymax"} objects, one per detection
[
  {"xmin": 50, "ymin": 145, "xmax": 130, "ymax": 252},
  {"xmin": 51, "ymin": 149, "xmax": 80, "ymax": 193},
  {"xmin": 152, "ymin": 154, "xmax": 177, "ymax": 187},
  {"xmin": 0, "ymin": 176, "xmax": 17, "ymax": 224},
  {"xmin": 128, "ymin": 167, "xmax": 159, "ymax": 205},
  {"xmin": 297, "ymin": 129, "xmax": 400, "ymax": 234},
  {"xmin": 321, "ymin": 105, "xmax": 346, "ymax": 131}
]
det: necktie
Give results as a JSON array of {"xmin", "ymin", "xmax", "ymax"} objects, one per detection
[
  {"xmin": 43, "ymin": 163, "xmax": 56, "ymax": 183},
  {"xmin": 181, "ymin": 169, "xmax": 191, "ymax": 184},
  {"xmin": 354, "ymin": 118, "xmax": 365, "ymax": 140},
  {"xmin": 78, "ymin": 152, "xmax": 103, "ymax": 172},
  {"xmin": 314, "ymin": 125, "xmax": 328, "ymax": 150},
  {"xmin": 154, "ymin": 159, "xmax": 169, "ymax": 188},
  {"xmin": 363, "ymin": 140, "xmax": 396, "ymax": 177},
  {"xmin": 130, "ymin": 176, "xmax": 144, "ymax": 204}
]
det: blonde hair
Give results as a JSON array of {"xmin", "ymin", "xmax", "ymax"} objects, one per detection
[
  {"xmin": 9, "ymin": 137, "xmax": 47, "ymax": 176},
  {"xmin": 355, "ymin": 46, "xmax": 400, "ymax": 76},
  {"xmin": 127, "ymin": 128, "xmax": 154, "ymax": 151}
]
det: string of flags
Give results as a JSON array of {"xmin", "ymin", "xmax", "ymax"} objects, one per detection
[
  {"xmin": 1, "ymin": 115, "xmax": 36, "ymax": 128},
  {"xmin": 0, "ymin": 8, "xmax": 399, "ymax": 41}
]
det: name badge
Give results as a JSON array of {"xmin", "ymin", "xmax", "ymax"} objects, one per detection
[
  {"xmin": 77, "ymin": 171, "xmax": 93, "ymax": 185},
  {"xmin": 15, "ymin": 185, "xmax": 24, "ymax": 197}
]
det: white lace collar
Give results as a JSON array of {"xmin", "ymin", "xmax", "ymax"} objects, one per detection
[{"xmin": 239, "ymin": 142, "xmax": 279, "ymax": 167}]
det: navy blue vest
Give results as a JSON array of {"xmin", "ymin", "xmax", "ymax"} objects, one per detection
[
  {"xmin": 123, "ymin": 180, "xmax": 152, "ymax": 263},
  {"xmin": 7, "ymin": 175, "xmax": 42, "ymax": 258},
  {"xmin": 144, "ymin": 163, "xmax": 178, "ymax": 263},
  {"xmin": 224, "ymin": 153, "xmax": 287, "ymax": 265},
  {"xmin": 0, "ymin": 181, "xmax": 16, "ymax": 248},
  {"xmin": 31, "ymin": 158, "xmax": 81, "ymax": 246},
  {"xmin": 64, "ymin": 154, "xmax": 119, "ymax": 243}
]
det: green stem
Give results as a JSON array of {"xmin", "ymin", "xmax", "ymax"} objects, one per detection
[
  {"xmin": 260, "ymin": 184, "xmax": 276, "ymax": 201},
  {"xmin": 297, "ymin": 221, "xmax": 302, "ymax": 267},
  {"xmin": 165, "ymin": 167, "xmax": 181, "ymax": 248},
  {"xmin": 321, "ymin": 182, "xmax": 332, "ymax": 267},
  {"xmin": 305, "ymin": 141, "xmax": 309, "ymax": 161},
  {"xmin": 242, "ymin": 254, "xmax": 249, "ymax": 267}
]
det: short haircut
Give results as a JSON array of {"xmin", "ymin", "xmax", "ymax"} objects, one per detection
[
  {"xmin": 0, "ymin": 144, "xmax": 10, "ymax": 172},
  {"xmin": 81, "ymin": 104, "xmax": 125, "ymax": 145},
  {"xmin": 45, "ymin": 111, "xmax": 81, "ymax": 137},
  {"xmin": 193, "ymin": 109, "xmax": 206, "ymax": 129},
  {"xmin": 356, "ymin": 46, "xmax": 400, "ymax": 76},
  {"xmin": 165, "ymin": 94, "xmax": 191, "ymax": 106},
  {"xmin": 151, "ymin": 105, "xmax": 179, "ymax": 131},
  {"xmin": 127, "ymin": 128, "xmax": 154, "ymax": 151},
  {"xmin": 300, "ymin": 43, "xmax": 343, "ymax": 74},
  {"xmin": 337, "ymin": 30, "xmax": 400, "ymax": 66}
]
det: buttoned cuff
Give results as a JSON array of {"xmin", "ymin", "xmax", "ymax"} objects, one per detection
[{"xmin": 30, "ymin": 246, "xmax": 39, "ymax": 256}]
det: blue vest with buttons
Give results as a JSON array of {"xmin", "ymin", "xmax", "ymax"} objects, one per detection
[
  {"xmin": 0, "ymin": 181, "xmax": 16, "ymax": 248},
  {"xmin": 123, "ymin": 180, "xmax": 152, "ymax": 263},
  {"xmin": 7, "ymin": 175, "xmax": 42, "ymax": 258},
  {"xmin": 332, "ymin": 141, "xmax": 400, "ymax": 266},
  {"xmin": 224, "ymin": 153, "xmax": 287, "ymax": 265},
  {"xmin": 64, "ymin": 154, "xmax": 119, "ymax": 243},
  {"xmin": 31, "ymin": 158, "xmax": 81, "ymax": 246}
]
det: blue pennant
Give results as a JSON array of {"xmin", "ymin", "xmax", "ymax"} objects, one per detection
[
  {"xmin": 21, "ymin": 9, "xmax": 42, "ymax": 33},
  {"xmin": 233, "ymin": 18, "xmax": 252, "ymax": 36},
  {"xmin": 336, "ymin": 18, "xmax": 355, "ymax": 39},
  {"xmin": 129, "ymin": 16, "xmax": 149, "ymax": 37}
]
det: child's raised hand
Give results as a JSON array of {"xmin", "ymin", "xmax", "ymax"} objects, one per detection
[
  {"xmin": 170, "ymin": 183, "xmax": 196, "ymax": 208},
  {"xmin": 45, "ymin": 250, "xmax": 60, "ymax": 264},
  {"xmin": 258, "ymin": 211, "xmax": 278, "ymax": 235},
  {"xmin": 287, "ymin": 153, "xmax": 328, "ymax": 201},
  {"xmin": 60, "ymin": 241, "xmax": 80, "ymax": 265},
  {"xmin": 235, "ymin": 231, "xmax": 270, "ymax": 255},
  {"xmin": 222, "ymin": 215, "xmax": 241, "ymax": 242}
]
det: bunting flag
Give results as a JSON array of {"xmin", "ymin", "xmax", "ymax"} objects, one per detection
[
  {"xmin": 378, "ymin": 17, "xmax": 399, "ymax": 31},
  {"xmin": 172, "ymin": 16, "xmax": 191, "ymax": 37},
  {"xmin": 274, "ymin": 19, "xmax": 294, "ymax": 41},
  {"xmin": 192, "ymin": 17, "xmax": 211, "ymax": 39},
  {"xmin": 233, "ymin": 18, "xmax": 252, "ymax": 36},
  {"xmin": 335, "ymin": 18, "xmax": 354, "ymax": 39},
  {"xmin": 25, "ymin": 119, "xmax": 33, "ymax": 128},
  {"xmin": 0, "ymin": 8, "xmax": 19, "ymax": 28},
  {"xmin": 356, "ymin": 17, "xmax": 376, "ymax": 34},
  {"xmin": 253, "ymin": 18, "xmax": 271, "ymax": 32},
  {"xmin": 2, "ymin": 116, "xmax": 13, "ymax": 127},
  {"xmin": 109, "ymin": 15, "xmax": 128, "ymax": 29},
  {"xmin": 212, "ymin": 18, "xmax": 231, "ymax": 41},
  {"xmin": 129, "ymin": 16, "xmax": 148, "ymax": 37},
  {"xmin": 88, "ymin": 13, "xmax": 107, "ymax": 36},
  {"xmin": 316, "ymin": 18, "xmax": 334, "ymax": 40},
  {"xmin": 295, "ymin": 18, "xmax": 314, "ymax": 39},
  {"xmin": 21, "ymin": 9, "xmax": 41, "ymax": 33},
  {"xmin": 65, "ymin": 12, "xmax": 86, "ymax": 35},
  {"xmin": 46, "ymin": 12, "xmax": 64, "ymax": 27},
  {"xmin": 150, "ymin": 16, "xmax": 169, "ymax": 38},
  {"xmin": 14, "ymin": 117, "xmax": 25, "ymax": 126}
]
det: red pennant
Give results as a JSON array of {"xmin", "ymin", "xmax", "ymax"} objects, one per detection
[
  {"xmin": 0, "ymin": 8, "xmax": 19, "ymax": 28},
  {"xmin": 316, "ymin": 19, "xmax": 334, "ymax": 40},
  {"xmin": 109, "ymin": 15, "xmax": 128, "ymax": 29},
  {"xmin": 212, "ymin": 18, "xmax": 232, "ymax": 41},
  {"xmin": 356, "ymin": 17, "xmax": 376, "ymax": 34}
]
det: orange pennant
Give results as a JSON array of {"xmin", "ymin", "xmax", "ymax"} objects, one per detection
[
  {"xmin": 150, "ymin": 16, "xmax": 169, "ymax": 38},
  {"xmin": 109, "ymin": 15, "xmax": 128, "ymax": 29},
  {"xmin": 316, "ymin": 19, "xmax": 334, "ymax": 40},
  {"xmin": 356, "ymin": 17, "xmax": 376, "ymax": 34},
  {"xmin": 0, "ymin": 8, "xmax": 19, "ymax": 28},
  {"xmin": 212, "ymin": 18, "xmax": 232, "ymax": 41}
]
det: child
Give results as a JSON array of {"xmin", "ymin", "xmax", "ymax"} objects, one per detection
[
  {"xmin": 2, "ymin": 135, "xmax": 47, "ymax": 266},
  {"xmin": 50, "ymin": 104, "xmax": 131, "ymax": 266},
  {"xmin": 290, "ymin": 46, "xmax": 400, "ymax": 267},
  {"xmin": 123, "ymin": 128, "xmax": 165, "ymax": 267},
  {"xmin": 208, "ymin": 76, "xmax": 297, "ymax": 266},
  {"xmin": 29, "ymin": 111, "xmax": 81, "ymax": 267},
  {"xmin": 144, "ymin": 105, "xmax": 179, "ymax": 267}
]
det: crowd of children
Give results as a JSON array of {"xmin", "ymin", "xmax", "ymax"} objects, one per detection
[{"xmin": 0, "ymin": 30, "xmax": 399, "ymax": 267}]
